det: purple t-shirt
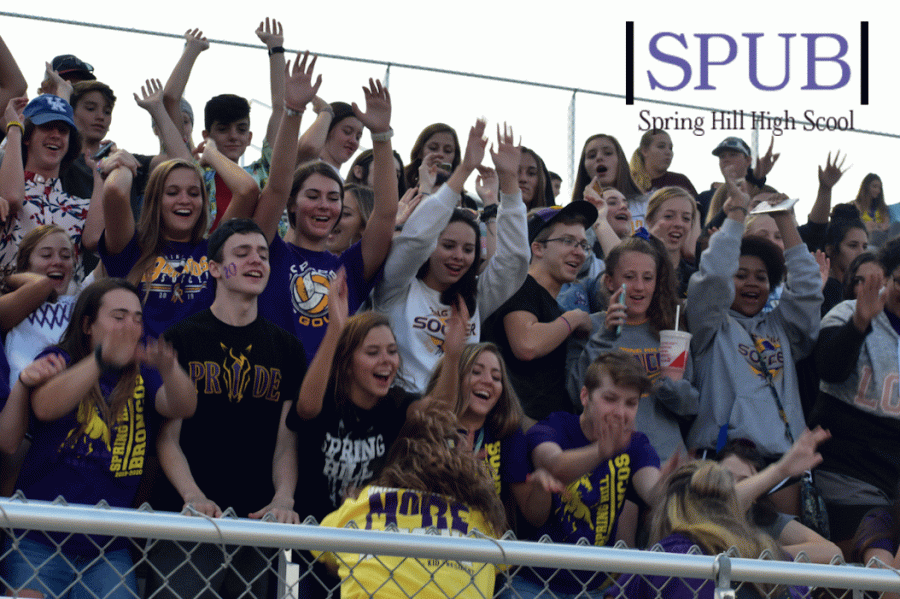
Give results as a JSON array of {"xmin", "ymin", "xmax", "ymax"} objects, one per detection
[
  {"xmin": 522, "ymin": 412, "xmax": 659, "ymax": 593},
  {"xmin": 260, "ymin": 236, "xmax": 374, "ymax": 364},
  {"xmin": 482, "ymin": 426, "xmax": 529, "ymax": 499},
  {"xmin": 614, "ymin": 533, "xmax": 809, "ymax": 599},
  {"xmin": 17, "ymin": 347, "xmax": 162, "ymax": 554},
  {"xmin": 99, "ymin": 232, "xmax": 214, "ymax": 339}
]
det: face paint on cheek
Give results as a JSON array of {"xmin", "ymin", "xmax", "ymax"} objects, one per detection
[{"xmin": 223, "ymin": 263, "xmax": 238, "ymax": 279}]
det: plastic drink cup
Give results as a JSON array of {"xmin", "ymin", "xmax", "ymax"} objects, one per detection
[{"xmin": 659, "ymin": 330, "xmax": 691, "ymax": 380}]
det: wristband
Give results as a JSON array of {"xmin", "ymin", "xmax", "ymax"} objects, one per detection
[
  {"xmin": 560, "ymin": 315, "xmax": 572, "ymax": 334},
  {"xmin": 94, "ymin": 344, "xmax": 123, "ymax": 375},
  {"xmin": 370, "ymin": 127, "xmax": 394, "ymax": 143},
  {"xmin": 267, "ymin": 46, "xmax": 285, "ymax": 57},
  {"xmin": 285, "ymin": 105, "xmax": 305, "ymax": 117},
  {"xmin": 6, "ymin": 121, "xmax": 24, "ymax": 135},
  {"xmin": 480, "ymin": 203, "xmax": 498, "ymax": 223},
  {"xmin": 745, "ymin": 165, "xmax": 766, "ymax": 188}
]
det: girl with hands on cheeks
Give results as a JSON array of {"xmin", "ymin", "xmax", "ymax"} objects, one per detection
[
  {"xmin": 1, "ymin": 279, "xmax": 196, "ymax": 599},
  {"xmin": 374, "ymin": 119, "xmax": 530, "ymax": 393}
]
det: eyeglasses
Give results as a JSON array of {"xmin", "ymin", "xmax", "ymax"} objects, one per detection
[{"xmin": 542, "ymin": 236, "xmax": 591, "ymax": 253}]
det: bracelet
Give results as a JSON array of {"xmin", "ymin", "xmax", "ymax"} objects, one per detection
[
  {"xmin": 370, "ymin": 127, "xmax": 394, "ymax": 143},
  {"xmin": 6, "ymin": 120, "xmax": 23, "ymax": 135},
  {"xmin": 268, "ymin": 46, "xmax": 285, "ymax": 57},
  {"xmin": 317, "ymin": 104, "xmax": 334, "ymax": 116},
  {"xmin": 560, "ymin": 315, "xmax": 572, "ymax": 334},
  {"xmin": 285, "ymin": 104, "xmax": 305, "ymax": 117},
  {"xmin": 94, "ymin": 344, "xmax": 123, "ymax": 375}
]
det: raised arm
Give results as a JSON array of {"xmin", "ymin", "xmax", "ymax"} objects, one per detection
[
  {"xmin": 195, "ymin": 138, "xmax": 259, "ymax": 221},
  {"xmin": 255, "ymin": 18, "xmax": 286, "ymax": 147},
  {"xmin": 734, "ymin": 427, "xmax": 830, "ymax": 512},
  {"xmin": 685, "ymin": 166, "xmax": 749, "ymax": 353},
  {"xmin": 255, "ymin": 51, "xmax": 321, "ymax": 242},
  {"xmin": 352, "ymin": 79, "xmax": 398, "ymax": 281},
  {"xmin": 134, "ymin": 78, "xmax": 192, "ymax": 169},
  {"xmin": 163, "ymin": 28, "xmax": 209, "ymax": 150},
  {"xmin": 477, "ymin": 123, "xmax": 528, "ymax": 319},
  {"xmin": 419, "ymin": 297, "xmax": 469, "ymax": 410},
  {"xmin": 809, "ymin": 151, "xmax": 847, "ymax": 225},
  {"xmin": 100, "ymin": 160, "xmax": 138, "ymax": 255},
  {"xmin": 296, "ymin": 97, "xmax": 333, "ymax": 164},
  {"xmin": 0, "ymin": 35, "xmax": 26, "ymax": 129},
  {"xmin": 296, "ymin": 268, "xmax": 346, "ymax": 419},
  {"xmin": 0, "ymin": 96, "xmax": 27, "ymax": 214}
]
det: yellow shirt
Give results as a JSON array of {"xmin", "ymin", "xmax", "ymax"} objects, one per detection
[{"xmin": 317, "ymin": 485, "xmax": 498, "ymax": 599}]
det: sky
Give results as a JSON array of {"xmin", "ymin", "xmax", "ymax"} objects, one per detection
[{"xmin": 1, "ymin": 1, "xmax": 895, "ymax": 218}]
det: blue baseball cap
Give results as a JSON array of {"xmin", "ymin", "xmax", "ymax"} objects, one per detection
[{"xmin": 23, "ymin": 95, "xmax": 76, "ymax": 128}]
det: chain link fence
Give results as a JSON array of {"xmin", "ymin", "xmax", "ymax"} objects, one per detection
[{"xmin": 2, "ymin": 497, "xmax": 899, "ymax": 599}]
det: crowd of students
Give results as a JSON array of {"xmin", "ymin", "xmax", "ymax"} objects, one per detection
[{"xmin": 0, "ymin": 21, "xmax": 898, "ymax": 599}]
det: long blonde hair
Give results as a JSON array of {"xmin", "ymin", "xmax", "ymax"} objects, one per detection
[{"xmin": 651, "ymin": 461, "xmax": 785, "ymax": 595}]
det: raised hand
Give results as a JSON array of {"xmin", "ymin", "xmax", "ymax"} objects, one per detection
[
  {"xmin": 753, "ymin": 136, "xmax": 780, "ymax": 181},
  {"xmin": 183, "ymin": 28, "xmax": 210, "ymax": 54},
  {"xmin": 395, "ymin": 187, "xmax": 425, "ymax": 228},
  {"xmin": 3, "ymin": 95, "xmax": 26, "ymax": 131},
  {"xmin": 818, "ymin": 150, "xmax": 848, "ymax": 189},
  {"xmin": 133, "ymin": 78, "xmax": 165, "ymax": 113},
  {"xmin": 853, "ymin": 268, "xmax": 886, "ymax": 332},
  {"xmin": 777, "ymin": 426, "xmax": 831, "ymax": 479},
  {"xmin": 255, "ymin": 18, "xmax": 284, "ymax": 50},
  {"xmin": 328, "ymin": 268, "xmax": 349, "ymax": 332},
  {"xmin": 722, "ymin": 165, "xmax": 751, "ymax": 219},
  {"xmin": 443, "ymin": 294, "xmax": 472, "ymax": 358},
  {"xmin": 42, "ymin": 62, "xmax": 72, "ymax": 100},
  {"xmin": 813, "ymin": 250, "xmax": 830, "ymax": 290},
  {"xmin": 283, "ymin": 51, "xmax": 321, "ymax": 113},
  {"xmin": 351, "ymin": 78, "xmax": 391, "ymax": 134},
  {"xmin": 489, "ymin": 122, "xmax": 522, "ymax": 178},
  {"xmin": 474, "ymin": 166, "xmax": 498, "ymax": 206},
  {"xmin": 461, "ymin": 119, "xmax": 488, "ymax": 172}
]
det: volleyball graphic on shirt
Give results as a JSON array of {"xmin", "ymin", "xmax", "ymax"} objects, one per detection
[{"xmin": 290, "ymin": 267, "xmax": 332, "ymax": 317}]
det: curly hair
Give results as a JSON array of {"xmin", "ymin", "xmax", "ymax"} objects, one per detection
[{"xmin": 375, "ymin": 403, "xmax": 508, "ymax": 536}]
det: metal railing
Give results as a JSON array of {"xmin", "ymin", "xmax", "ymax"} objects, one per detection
[{"xmin": 2, "ymin": 498, "xmax": 900, "ymax": 599}]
